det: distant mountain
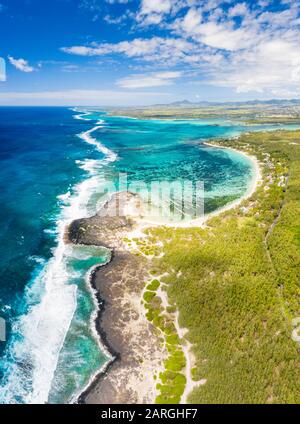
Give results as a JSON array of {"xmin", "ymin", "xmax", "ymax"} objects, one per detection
[{"xmin": 150, "ymin": 99, "xmax": 300, "ymax": 108}]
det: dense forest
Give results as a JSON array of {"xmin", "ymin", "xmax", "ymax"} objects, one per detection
[{"xmin": 142, "ymin": 130, "xmax": 300, "ymax": 403}]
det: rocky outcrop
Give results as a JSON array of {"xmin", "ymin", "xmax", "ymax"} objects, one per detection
[{"xmin": 67, "ymin": 192, "xmax": 164, "ymax": 404}]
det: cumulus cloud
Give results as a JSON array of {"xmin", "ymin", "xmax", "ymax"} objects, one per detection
[
  {"xmin": 189, "ymin": 21, "xmax": 255, "ymax": 51},
  {"xmin": 212, "ymin": 39, "xmax": 300, "ymax": 94},
  {"xmin": 182, "ymin": 8, "xmax": 202, "ymax": 34},
  {"xmin": 8, "ymin": 56, "xmax": 35, "ymax": 73},
  {"xmin": 135, "ymin": 0, "xmax": 172, "ymax": 25},
  {"xmin": 116, "ymin": 71, "xmax": 182, "ymax": 88},
  {"xmin": 228, "ymin": 2, "xmax": 249, "ymax": 17},
  {"xmin": 62, "ymin": 0, "xmax": 300, "ymax": 97},
  {"xmin": 140, "ymin": 0, "xmax": 171, "ymax": 15},
  {"xmin": 62, "ymin": 37, "xmax": 196, "ymax": 64}
]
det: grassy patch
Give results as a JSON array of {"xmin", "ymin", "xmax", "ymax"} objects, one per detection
[
  {"xmin": 146, "ymin": 279, "xmax": 160, "ymax": 291},
  {"xmin": 143, "ymin": 275, "xmax": 187, "ymax": 403}
]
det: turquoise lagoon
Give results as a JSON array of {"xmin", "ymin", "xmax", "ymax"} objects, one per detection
[{"xmin": 0, "ymin": 107, "xmax": 297, "ymax": 404}]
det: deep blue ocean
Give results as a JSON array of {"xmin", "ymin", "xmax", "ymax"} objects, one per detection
[{"xmin": 0, "ymin": 107, "xmax": 297, "ymax": 403}]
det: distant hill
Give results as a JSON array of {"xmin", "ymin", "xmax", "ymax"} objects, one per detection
[{"xmin": 150, "ymin": 99, "xmax": 300, "ymax": 108}]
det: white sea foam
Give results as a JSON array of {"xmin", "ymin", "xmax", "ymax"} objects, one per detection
[
  {"xmin": 1, "ymin": 305, "xmax": 11, "ymax": 312},
  {"xmin": 57, "ymin": 191, "xmax": 71, "ymax": 202},
  {"xmin": 78, "ymin": 123, "xmax": 118, "ymax": 164},
  {"xmin": 43, "ymin": 228, "xmax": 56, "ymax": 235},
  {"xmin": 71, "ymin": 108, "xmax": 92, "ymax": 121},
  {"xmin": 0, "ymin": 111, "xmax": 117, "ymax": 404}
]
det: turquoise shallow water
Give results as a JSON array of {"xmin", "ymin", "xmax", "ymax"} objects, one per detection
[
  {"xmin": 48, "ymin": 245, "xmax": 111, "ymax": 404},
  {"xmin": 80, "ymin": 111, "xmax": 255, "ymax": 221},
  {"xmin": 0, "ymin": 107, "xmax": 299, "ymax": 404}
]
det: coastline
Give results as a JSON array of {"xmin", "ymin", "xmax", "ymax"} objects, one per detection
[
  {"xmin": 200, "ymin": 141, "xmax": 262, "ymax": 225},
  {"xmin": 134, "ymin": 140, "xmax": 262, "ymax": 229},
  {"xmin": 69, "ymin": 140, "xmax": 263, "ymax": 405},
  {"xmin": 72, "ymin": 256, "xmax": 116, "ymax": 404},
  {"xmin": 67, "ymin": 192, "xmax": 167, "ymax": 404}
]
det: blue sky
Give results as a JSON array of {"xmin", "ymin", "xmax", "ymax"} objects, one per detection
[{"xmin": 0, "ymin": 0, "xmax": 300, "ymax": 106}]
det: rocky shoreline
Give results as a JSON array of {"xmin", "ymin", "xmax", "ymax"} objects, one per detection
[{"xmin": 67, "ymin": 192, "xmax": 166, "ymax": 404}]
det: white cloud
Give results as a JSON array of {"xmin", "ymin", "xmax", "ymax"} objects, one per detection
[
  {"xmin": 211, "ymin": 38, "xmax": 300, "ymax": 94},
  {"xmin": 135, "ymin": 0, "xmax": 172, "ymax": 26},
  {"xmin": 201, "ymin": 23, "xmax": 254, "ymax": 51},
  {"xmin": 62, "ymin": 37, "xmax": 195, "ymax": 64},
  {"xmin": 177, "ymin": 4, "xmax": 256, "ymax": 51},
  {"xmin": 0, "ymin": 89, "xmax": 174, "ymax": 106},
  {"xmin": 105, "ymin": 0, "xmax": 131, "ymax": 3},
  {"xmin": 8, "ymin": 56, "xmax": 35, "ymax": 73},
  {"xmin": 104, "ymin": 14, "xmax": 127, "ymax": 24},
  {"xmin": 116, "ymin": 71, "xmax": 182, "ymax": 88},
  {"xmin": 140, "ymin": 0, "xmax": 171, "ymax": 15},
  {"xmin": 228, "ymin": 3, "xmax": 248, "ymax": 17},
  {"xmin": 182, "ymin": 8, "xmax": 202, "ymax": 34},
  {"xmin": 62, "ymin": 0, "xmax": 300, "ymax": 97}
]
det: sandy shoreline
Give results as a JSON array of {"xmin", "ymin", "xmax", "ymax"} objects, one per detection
[
  {"xmin": 134, "ymin": 140, "xmax": 262, "ymax": 229},
  {"xmin": 69, "ymin": 141, "xmax": 262, "ymax": 404},
  {"xmin": 200, "ymin": 141, "xmax": 262, "ymax": 224}
]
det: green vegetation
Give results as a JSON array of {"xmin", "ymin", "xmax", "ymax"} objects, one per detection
[
  {"xmin": 146, "ymin": 279, "xmax": 160, "ymax": 291},
  {"xmin": 110, "ymin": 104, "xmax": 300, "ymax": 125},
  {"xmin": 245, "ymin": 117, "xmax": 300, "ymax": 125},
  {"xmin": 111, "ymin": 107, "xmax": 251, "ymax": 120},
  {"xmin": 143, "ymin": 290, "xmax": 156, "ymax": 303},
  {"xmin": 143, "ymin": 276, "xmax": 186, "ymax": 404},
  {"xmin": 147, "ymin": 130, "xmax": 300, "ymax": 404},
  {"xmin": 205, "ymin": 194, "xmax": 240, "ymax": 214},
  {"xmin": 130, "ymin": 237, "xmax": 161, "ymax": 257}
]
